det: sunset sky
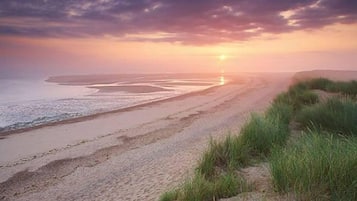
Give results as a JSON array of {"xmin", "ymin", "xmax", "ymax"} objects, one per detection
[{"xmin": 1, "ymin": 0, "xmax": 357, "ymax": 77}]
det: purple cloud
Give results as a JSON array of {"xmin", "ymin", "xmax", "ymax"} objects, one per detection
[{"xmin": 0, "ymin": 0, "xmax": 356, "ymax": 44}]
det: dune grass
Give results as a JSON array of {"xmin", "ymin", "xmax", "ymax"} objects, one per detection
[
  {"xmin": 305, "ymin": 78, "xmax": 333, "ymax": 91},
  {"xmin": 160, "ymin": 78, "xmax": 357, "ymax": 201},
  {"xmin": 327, "ymin": 80, "xmax": 357, "ymax": 98},
  {"xmin": 296, "ymin": 98, "xmax": 357, "ymax": 136},
  {"xmin": 159, "ymin": 172, "xmax": 249, "ymax": 201},
  {"xmin": 162, "ymin": 107, "xmax": 291, "ymax": 201},
  {"xmin": 270, "ymin": 132, "xmax": 357, "ymax": 201},
  {"xmin": 169, "ymin": 105, "xmax": 292, "ymax": 201},
  {"xmin": 265, "ymin": 101, "xmax": 293, "ymax": 125},
  {"xmin": 272, "ymin": 83, "xmax": 319, "ymax": 111},
  {"xmin": 197, "ymin": 112, "xmax": 290, "ymax": 179},
  {"xmin": 160, "ymin": 81, "xmax": 296, "ymax": 201},
  {"xmin": 160, "ymin": 190, "xmax": 178, "ymax": 201},
  {"xmin": 240, "ymin": 114, "xmax": 290, "ymax": 157},
  {"xmin": 270, "ymin": 78, "xmax": 357, "ymax": 200},
  {"xmin": 305, "ymin": 78, "xmax": 357, "ymax": 97},
  {"xmin": 196, "ymin": 135, "xmax": 250, "ymax": 178}
]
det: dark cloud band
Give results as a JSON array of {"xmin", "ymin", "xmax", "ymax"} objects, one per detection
[{"xmin": 0, "ymin": 0, "xmax": 356, "ymax": 44}]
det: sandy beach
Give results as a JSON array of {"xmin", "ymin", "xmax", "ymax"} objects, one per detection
[
  {"xmin": 0, "ymin": 73, "xmax": 293, "ymax": 201},
  {"xmin": 2, "ymin": 0, "xmax": 356, "ymax": 200}
]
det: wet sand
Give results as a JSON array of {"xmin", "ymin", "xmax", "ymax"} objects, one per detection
[
  {"xmin": 89, "ymin": 85, "xmax": 172, "ymax": 93},
  {"xmin": 0, "ymin": 72, "xmax": 293, "ymax": 201}
]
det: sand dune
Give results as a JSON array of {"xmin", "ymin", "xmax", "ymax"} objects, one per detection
[
  {"xmin": 0, "ymin": 73, "xmax": 292, "ymax": 201},
  {"xmin": 294, "ymin": 70, "xmax": 357, "ymax": 82}
]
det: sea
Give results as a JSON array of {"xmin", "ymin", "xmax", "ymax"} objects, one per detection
[{"xmin": 0, "ymin": 74, "xmax": 224, "ymax": 133}]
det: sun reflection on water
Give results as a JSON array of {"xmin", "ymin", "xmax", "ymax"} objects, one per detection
[{"xmin": 220, "ymin": 75, "xmax": 225, "ymax": 85}]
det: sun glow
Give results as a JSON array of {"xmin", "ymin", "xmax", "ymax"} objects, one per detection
[{"xmin": 219, "ymin": 54, "xmax": 226, "ymax": 61}]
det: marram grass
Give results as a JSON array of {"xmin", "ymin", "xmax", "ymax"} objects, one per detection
[
  {"xmin": 296, "ymin": 97, "xmax": 357, "ymax": 136},
  {"xmin": 270, "ymin": 132, "xmax": 357, "ymax": 201},
  {"xmin": 159, "ymin": 172, "xmax": 250, "ymax": 201},
  {"xmin": 160, "ymin": 78, "xmax": 357, "ymax": 201}
]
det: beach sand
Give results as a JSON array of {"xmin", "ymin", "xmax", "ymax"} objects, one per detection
[{"xmin": 0, "ymin": 73, "xmax": 293, "ymax": 201}]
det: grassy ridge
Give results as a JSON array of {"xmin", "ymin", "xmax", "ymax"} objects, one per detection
[
  {"xmin": 160, "ymin": 78, "xmax": 357, "ymax": 201},
  {"xmin": 305, "ymin": 78, "xmax": 357, "ymax": 97},
  {"xmin": 270, "ymin": 78, "xmax": 357, "ymax": 200}
]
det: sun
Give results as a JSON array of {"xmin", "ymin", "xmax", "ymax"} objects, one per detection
[{"xmin": 219, "ymin": 54, "xmax": 226, "ymax": 61}]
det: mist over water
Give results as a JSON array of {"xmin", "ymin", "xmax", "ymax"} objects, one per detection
[{"xmin": 0, "ymin": 74, "xmax": 223, "ymax": 133}]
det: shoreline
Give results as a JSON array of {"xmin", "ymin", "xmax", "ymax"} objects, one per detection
[
  {"xmin": 45, "ymin": 73, "xmax": 226, "ymax": 85},
  {"xmin": 0, "ymin": 72, "xmax": 293, "ymax": 201},
  {"xmin": 0, "ymin": 83, "xmax": 226, "ymax": 137}
]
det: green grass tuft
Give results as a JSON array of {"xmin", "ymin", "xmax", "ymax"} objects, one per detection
[
  {"xmin": 214, "ymin": 172, "xmax": 250, "ymax": 199},
  {"xmin": 197, "ymin": 113, "xmax": 290, "ymax": 178},
  {"xmin": 324, "ymin": 80, "xmax": 357, "ymax": 97},
  {"xmin": 240, "ymin": 114, "xmax": 290, "ymax": 158},
  {"xmin": 159, "ymin": 190, "xmax": 178, "ymax": 201},
  {"xmin": 273, "ymin": 83, "xmax": 319, "ymax": 111},
  {"xmin": 296, "ymin": 98, "xmax": 357, "ymax": 136},
  {"xmin": 159, "ymin": 172, "xmax": 250, "ymax": 201},
  {"xmin": 266, "ymin": 102, "xmax": 293, "ymax": 125},
  {"xmin": 197, "ymin": 135, "xmax": 250, "ymax": 178},
  {"xmin": 304, "ymin": 78, "xmax": 357, "ymax": 98},
  {"xmin": 270, "ymin": 132, "xmax": 357, "ymax": 201},
  {"xmin": 179, "ymin": 173, "xmax": 214, "ymax": 201},
  {"xmin": 305, "ymin": 77, "xmax": 333, "ymax": 91}
]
